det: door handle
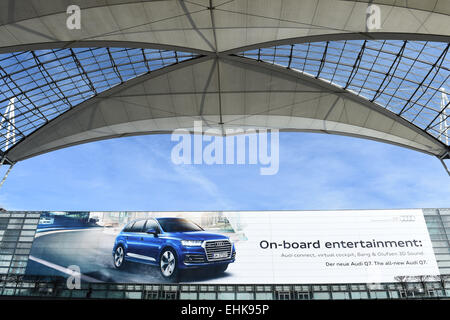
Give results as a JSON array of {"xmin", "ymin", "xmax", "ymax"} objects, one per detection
[{"xmin": 140, "ymin": 237, "xmax": 144, "ymax": 241}]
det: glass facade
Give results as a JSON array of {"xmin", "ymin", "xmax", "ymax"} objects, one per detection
[{"xmin": 0, "ymin": 209, "xmax": 449, "ymax": 300}]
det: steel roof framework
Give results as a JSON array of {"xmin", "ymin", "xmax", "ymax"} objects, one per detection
[
  {"xmin": 0, "ymin": 39, "xmax": 448, "ymax": 168},
  {"xmin": 0, "ymin": 0, "xmax": 448, "ymax": 176},
  {"xmin": 0, "ymin": 47, "xmax": 199, "ymax": 152},
  {"xmin": 236, "ymin": 39, "xmax": 450, "ymax": 147}
]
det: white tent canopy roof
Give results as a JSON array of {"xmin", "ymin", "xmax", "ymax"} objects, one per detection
[
  {"xmin": 0, "ymin": 0, "xmax": 449, "ymax": 163},
  {"xmin": 1, "ymin": 0, "xmax": 450, "ymax": 53}
]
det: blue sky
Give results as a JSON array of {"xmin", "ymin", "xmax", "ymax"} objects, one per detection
[{"xmin": 0, "ymin": 132, "xmax": 449, "ymax": 211}]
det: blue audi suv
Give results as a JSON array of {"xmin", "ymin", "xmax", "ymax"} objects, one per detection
[{"xmin": 112, "ymin": 217, "xmax": 236, "ymax": 281}]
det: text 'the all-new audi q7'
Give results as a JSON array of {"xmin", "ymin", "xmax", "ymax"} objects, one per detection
[{"xmin": 112, "ymin": 218, "xmax": 236, "ymax": 281}]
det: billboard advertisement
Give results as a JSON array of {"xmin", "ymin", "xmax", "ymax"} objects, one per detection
[{"xmin": 25, "ymin": 209, "xmax": 440, "ymax": 284}]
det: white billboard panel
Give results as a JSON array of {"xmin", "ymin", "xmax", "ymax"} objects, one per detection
[
  {"xmin": 25, "ymin": 209, "xmax": 439, "ymax": 284},
  {"xmin": 222, "ymin": 209, "xmax": 439, "ymax": 284}
]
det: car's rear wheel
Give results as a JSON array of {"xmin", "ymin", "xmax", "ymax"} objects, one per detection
[
  {"xmin": 113, "ymin": 245, "xmax": 126, "ymax": 269},
  {"xmin": 159, "ymin": 248, "xmax": 178, "ymax": 281}
]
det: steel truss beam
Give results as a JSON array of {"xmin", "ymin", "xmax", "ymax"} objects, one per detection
[{"xmin": 0, "ymin": 33, "xmax": 449, "ymax": 168}]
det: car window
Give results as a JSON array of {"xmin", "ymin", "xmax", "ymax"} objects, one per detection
[
  {"xmin": 157, "ymin": 218, "xmax": 203, "ymax": 232},
  {"xmin": 145, "ymin": 220, "xmax": 160, "ymax": 232},
  {"xmin": 130, "ymin": 220, "xmax": 146, "ymax": 233},
  {"xmin": 123, "ymin": 222, "xmax": 134, "ymax": 232}
]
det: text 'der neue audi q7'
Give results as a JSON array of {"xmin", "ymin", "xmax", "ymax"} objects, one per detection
[{"xmin": 112, "ymin": 218, "xmax": 236, "ymax": 280}]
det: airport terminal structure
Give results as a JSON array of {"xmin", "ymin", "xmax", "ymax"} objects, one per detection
[{"xmin": 0, "ymin": 0, "xmax": 449, "ymax": 300}]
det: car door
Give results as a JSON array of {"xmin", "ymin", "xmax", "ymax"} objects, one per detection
[
  {"xmin": 139, "ymin": 219, "xmax": 163, "ymax": 263},
  {"xmin": 125, "ymin": 219, "xmax": 147, "ymax": 259}
]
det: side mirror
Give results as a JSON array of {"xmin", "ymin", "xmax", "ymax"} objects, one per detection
[{"xmin": 146, "ymin": 228, "xmax": 159, "ymax": 236}]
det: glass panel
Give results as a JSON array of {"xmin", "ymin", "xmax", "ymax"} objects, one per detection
[
  {"xmin": 389, "ymin": 291, "xmax": 400, "ymax": 298},
  {"xmin": 180, "ymin": 292, "xmax": 198, "ymax": 300},
  {"xmin": 199, "ymin": 292, "xmax": 216, "ymax": 300},
  {"xmin": 236, "ymin": 293, "xmax": 254, "ymax": 300},
  {"xmin": 0, "ymin": 49, "xmax": 199, "ymax": 151},
  {"xmin": 255, "ymin": 292, "xmax": 273, "ymax": 300},
  {"xmin": 373, "ymin": 291, "xmax": 388, "ymax": 299},
  {"xmin": 125, "ymin": 291, "xmax": 142, "ymax": 299},
  {"xmin": 218, "ymin": 292, "xmax": 235, "ymax": 300},
  {"xmin": 107, "ymin": 291, "xmax": 124, "ymax": 299},
  {"xmin": 313, "ymin": 292, "xmax": 330, "ymax": 300},
  {"xmin": 332, "ymin": 292, "xmax": 349, "ymax": 300},
  {"xmin": 238, "ymin": 40, "xmax": 450, "ymax": 146}
]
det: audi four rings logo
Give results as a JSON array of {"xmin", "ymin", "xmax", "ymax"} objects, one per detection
[{"xmin": 208, "ymin": 241, "xmax": 228, "ymax": 246}]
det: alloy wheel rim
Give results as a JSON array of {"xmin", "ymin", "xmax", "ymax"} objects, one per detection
[
  {"xmin": 160, "ymin": 251, "xmax": 175, "ymax": 277},
  {"xmin": 114, "ymin": 247, "xmax": 124, "ymax": 267}
]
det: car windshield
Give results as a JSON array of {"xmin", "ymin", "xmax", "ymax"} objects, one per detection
[{"xmin": 157, "ymin": 218, "xmax": 203, "ymax": 232}]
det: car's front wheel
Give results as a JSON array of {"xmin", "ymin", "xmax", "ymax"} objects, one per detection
[
  {"xmin": 113, "ymin": 245, "xmax": 126, "ymax": 269},
  {"xmin": 159, "ymin": 248, "xmax": 178, "ymax": 281}
]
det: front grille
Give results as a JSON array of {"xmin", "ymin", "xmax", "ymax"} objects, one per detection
[{"xmin": 204, "ymin": 240, "xmax": 232, "ymax": 261}]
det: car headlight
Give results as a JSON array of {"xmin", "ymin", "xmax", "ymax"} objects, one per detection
[{"xmin": 181, "ymin": 240, "xmax": 203, "ymax": 247}]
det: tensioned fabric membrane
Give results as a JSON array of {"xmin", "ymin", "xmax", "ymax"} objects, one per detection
[{"xmin": 0, "ymin": 0, "xmax": 449, "ymax": 169}]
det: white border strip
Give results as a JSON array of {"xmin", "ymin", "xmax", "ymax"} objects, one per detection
[
  {"xmin": 126, "ymin": 252, "xmax": 156, "ymax": 262},
  {"xmin": 28, "ymin": 255, "xmax": 102, "ymax": 283},
  {"xmin": 35, "ymin": 228, "xmax": 103, "ymax": 238}
]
